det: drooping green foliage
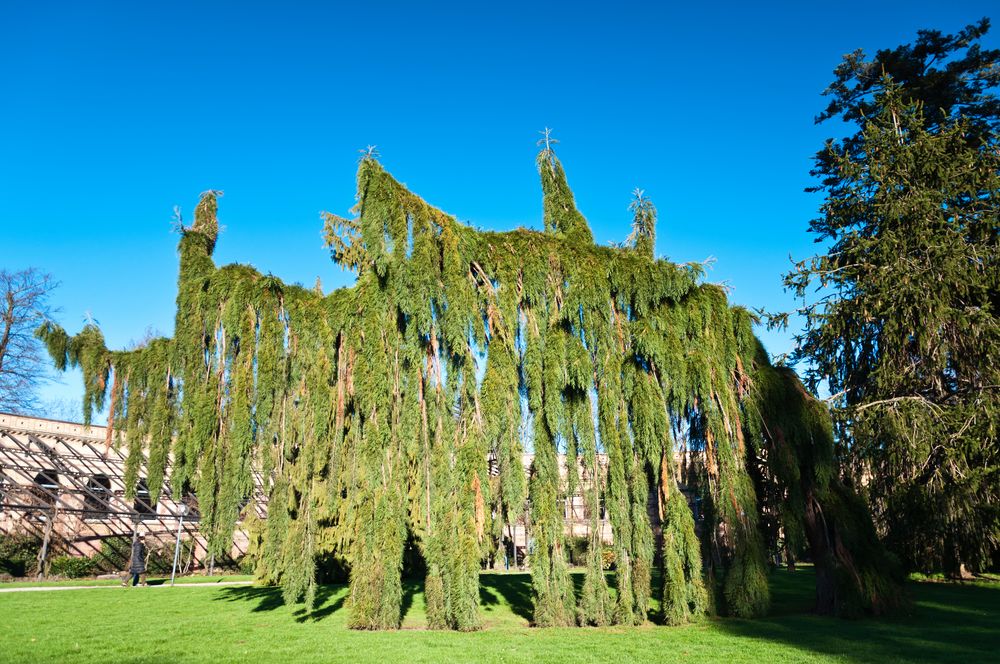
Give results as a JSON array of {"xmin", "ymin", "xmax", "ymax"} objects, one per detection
[
  {"xmin": 37, "ymin": 322, "xmax": 110, "ymax": 426},
  {"xmin": 786, "ymin": 22, "xmax": 1000, "ymax": 575},
  {"xmin": 658, "ymin": 473, "xmax": 707, "ymax": 625},
  {"xmin": 38, "ymin": 137, "xmax": 901, "ymax": 630},
  {"xmin": 536, "ymin": 132, "xmax": 594, "ymax": 245},
  {"xmin": 745, "ymin": 337, "xmax": 906, "ymax": 616}
]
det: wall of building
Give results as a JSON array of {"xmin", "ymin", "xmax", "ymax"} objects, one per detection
[{"xmin": 0, "ymin": 412, "xmax": 256, "ymax": 572}]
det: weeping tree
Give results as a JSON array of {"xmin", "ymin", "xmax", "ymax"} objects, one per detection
[{"xmin": 38, "ymin": 136, "xmax": 901, "ymax": 629}]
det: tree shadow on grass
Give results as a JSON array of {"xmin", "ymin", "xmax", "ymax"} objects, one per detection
[
  {"xmin": 479, "ymin": 572, "xmax": 533, "ymax": 622},
  {"xmin": 293, "ymin": 585, "xmax": 347, "ymax": 623},
  {"xmin": 716, "ymin": 569, "xmax": 1000, "ymax": 664},
  {"xmin": 215, "ymin": 585, "xmax": 287, "ymax": 613},
  {"xmin": 400, "ymin": 577, "xmax": 420, "ymax": 623},
  {"xmin": 145, "ymin": 576, "xmax": 247, "ymax": 587},
  {"xmin": 214, "ymin": 583, "xmax": 349, "ymax": 623}
]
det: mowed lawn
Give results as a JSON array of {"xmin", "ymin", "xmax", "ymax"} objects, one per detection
[
  {"xmin": 0, "ymin": 568, "xmax": 997, "ymax": 663},
  {"xmin": 0, "ymin": 574, "xmax": 254, "ymax": 589}
]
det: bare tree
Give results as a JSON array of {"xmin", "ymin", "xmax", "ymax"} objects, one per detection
[{"xmin": 0, "ymin": 268, "xmax": 58, "ymax": 413}]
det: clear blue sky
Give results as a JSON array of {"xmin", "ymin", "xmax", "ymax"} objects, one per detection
[{"xmin": 2, "ymin": 1, "xmax": 996, "ymax": 420}]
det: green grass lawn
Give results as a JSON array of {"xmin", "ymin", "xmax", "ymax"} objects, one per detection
[
  {"xmin": 0, "ymin": 568, "xmax": 996, "ymax": 663},
  {"xmin": 0, "ymin": 574, "xmax": 253, "ymax": 588}
]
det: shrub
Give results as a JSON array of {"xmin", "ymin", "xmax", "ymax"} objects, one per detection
[
  {"xmin": 95, "ymin": 536, "xmax": 131, "ymax": 573},
  {"xmin": 93, "ymin": 535, "xmax": 194, "ymax": 575},
  {"xmin": 601, "ymin": 546, "xmax": 616, "ymax": 571},
  {"xmin": 206, "ymin": 547, "xmax": 242, "ymax": 574},
  {"xmin": 0, "ymin": 533, "xmax": 41, "ymax": 577},
  {"xmin": 237, "ymin": 554, "xmax": 256, "ymax": 576},
  {"xmin": 567, "ymin": 536, "xmax": 589, "ymax": 566},
  {"xmin": 48, "ymin": 555, "xmax": 96, "ymax": 578},
  {"xmin": 147, "ymin": 540, "xmax": 189, "ymax": 574}
]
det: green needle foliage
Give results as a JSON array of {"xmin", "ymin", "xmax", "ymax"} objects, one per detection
[
  {"xmin": 627, "ymin": 189, "xmax": 656, "ymax": 260},
  {"xmin": 785, "ymin": 20, "xmax": 1000, "ymax": 576},
  {"xmin": 746, "ymin": 338, "xmax": 906, "ymax": 616},
  {"xmin": 37, "ymin": 138, "xmax": 901, "ymax": 629},
  {"xmin": 537, "ymin": 139, "xmax": 594, "ymax": 245}
]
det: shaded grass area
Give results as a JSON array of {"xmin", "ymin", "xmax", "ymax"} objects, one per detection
[
  {"xmin": 0, "ymin": 574, "xmax": 253, "ymax": 588},
  {"xmin": 0, "ymin": 568, "xmax": 996, "ymax": 663}
]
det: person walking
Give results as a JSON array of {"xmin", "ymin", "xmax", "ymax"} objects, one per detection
[{"xmin": 128, "ymin": 534, "xmax": 148, "ymax": 587}]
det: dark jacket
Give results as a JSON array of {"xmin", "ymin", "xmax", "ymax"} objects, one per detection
[{"xmin": 129, "ymin": 539, "xmax": 147, "ymax": 574}]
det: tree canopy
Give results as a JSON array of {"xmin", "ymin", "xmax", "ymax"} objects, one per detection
[
  {"xmin": 0, "ymin": 268, "xmax": 57, "ymax": 414},
  {"xmin": 786, "ymin": 20, "xmax": 1000, "ymax": 575},
  {"xmin": 39, "ymin": 140, "xmax": 901, "ymax": 629}
]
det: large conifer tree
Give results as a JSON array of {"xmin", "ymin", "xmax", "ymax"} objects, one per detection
[{"xmin": 786, "ymin": 21, "xmax": 1000, "ymax": 574}]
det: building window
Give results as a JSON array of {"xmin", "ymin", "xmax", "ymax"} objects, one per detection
[
  {"xmin": 133, "ymin": 478, "xmax": 157, "ymax": 519},
  {"xmin": 32, "ymin": 470, "xmax": 59, "ymax": 508},
  {"xmin": 84, "ymin": 475, "xmax": 111, "ymax": 516}
]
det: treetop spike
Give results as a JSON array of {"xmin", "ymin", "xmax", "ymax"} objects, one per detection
[
  {"xmin": 630, "ymin": 189, "xmax": 655, "ymax": 214},
  {"xmin": 537, "ymin": 127, "xmax": 558, "ymax": 152}
]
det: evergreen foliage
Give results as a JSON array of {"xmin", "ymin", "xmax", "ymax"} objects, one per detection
[
  {"xmin": 745, "ymin": 339, "xmax": 906, "ymax": 615},
  {"xmin": 627, "ymin": 189, "xmax": 656, "ymax": 259},
  {"xmin": 786, "ymin": 21, "xmax": 1000, "ymax": 575},
  {"xmin": 536, "ymin": 133, "xmax": 594, "ymax": 245},
  {"xmin": 38, "ymin": 138, "xmax": 901, "ymax": 629}
]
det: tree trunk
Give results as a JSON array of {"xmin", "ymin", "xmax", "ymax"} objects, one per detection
[
  {"xmin": 803, "ymin": 494, "xmax": 837, "ymax": 615},
  {"xmin": 944, "ymin": 540, "xmax": 975, "ymax": 580},
  {"xmin": 784, "ymin": 537, "xmax": 796, "ymax": 571},
  {"xmin": 36, "ymin": 509, "xmax": 55, "ymax": 579}
]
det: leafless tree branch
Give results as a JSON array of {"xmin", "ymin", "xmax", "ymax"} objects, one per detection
[{"xmin": 0, "ymin": 268, "xmax": 59, "ymax": 413}]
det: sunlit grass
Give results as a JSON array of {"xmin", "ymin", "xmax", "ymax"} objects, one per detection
[
  {"xmin": 0, "ymin": 568, "xmax": 996, "ymax": 663},
  {"xmin": 0, "ymin": 574, "xmax": 253, "ymax": 588}
]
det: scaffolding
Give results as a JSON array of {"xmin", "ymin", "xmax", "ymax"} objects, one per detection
[{"xmin": 0, "ymin": 412, "xmax": 263, "ymax": 578}]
